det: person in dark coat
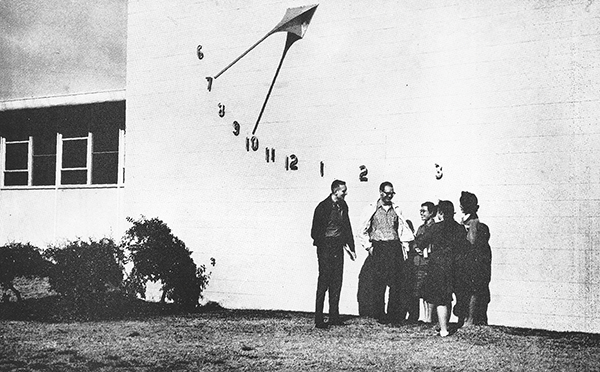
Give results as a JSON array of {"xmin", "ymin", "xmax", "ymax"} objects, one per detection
[
  {"xmin": 456, "ymin": 191, "xmax": 492, "ymax": 326},
  {"xmin": 414, "ymin": 200, "xmax": 467, "ymax": 337},
  {"xmin": 311, "ymin": 179, "xmax": 356, "ymax": 328},
  {"xmin": 412, "ymin": 201, "xmax": 437, "ymax": 323}
]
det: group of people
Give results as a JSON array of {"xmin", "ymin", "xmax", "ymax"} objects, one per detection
[{"xmin": 310, "ymin": 180, "xmax": 492, "ymax": 337}]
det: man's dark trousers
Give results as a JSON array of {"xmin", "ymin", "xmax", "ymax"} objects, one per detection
[
  {"xmin": 315, "ymin": 238, "xmax": 344, "ymax": 325},
  {"xmin": 371, "ymin": 240, "xmax": 405, "ymax": 322}
]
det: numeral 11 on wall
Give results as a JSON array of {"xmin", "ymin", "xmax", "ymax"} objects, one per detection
[{"xmin": 265, "ymin": 148, "xmax": 275, "ymax": 163}]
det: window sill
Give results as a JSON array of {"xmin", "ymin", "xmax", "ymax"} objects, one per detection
[{"xmin": 1, "ymin": 184, "xmax": 125, "ymax": 191}]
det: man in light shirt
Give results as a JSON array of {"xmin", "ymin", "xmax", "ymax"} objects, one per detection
[{"xmin": 358, "ymin": 181, "xmax": 414, "ymax": 323}]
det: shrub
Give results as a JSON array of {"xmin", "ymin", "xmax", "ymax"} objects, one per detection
[
  {"xmin": 44, "ymin": 238, "xmax": 125, "ymax": 307},
  {"xmin": 122, "ymin": 216, "xmax": 215, "ymax": 310},
  {"xmin": 0, "ymin": 242, "xmax": 51, "ymax": 302}
]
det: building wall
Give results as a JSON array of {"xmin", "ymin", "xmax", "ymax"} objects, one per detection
[
  {"xmin": 126, "ymin": 0, "xmax": 600, "ymax": 332},
  {"xmin": 0, "ymin": 92, "xmax": 127, "ymax": 247},
  {"xmin": 0, "ymin": 187, "xmax": 126, "ymax": 247}
]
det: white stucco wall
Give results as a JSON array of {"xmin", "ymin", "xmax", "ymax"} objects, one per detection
[
  {"xmin": 126, "ymin": 0, "xmax": 600, "ymax": 332},
  {"xmin": 0, "ymin": 186, "xmax": 125, "ymax": 247}
]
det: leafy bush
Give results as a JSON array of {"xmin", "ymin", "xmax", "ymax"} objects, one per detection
[
  {"xmin": 122, "ymin": 216, "xmax": 215, "ymax": 310},
  {"xmin": 44, "ymin": 238, "xmax": 125, "ymax": 307},
  {"xmin": 0, "ymin": 242, "xmax": 51, "ymax": 302}
]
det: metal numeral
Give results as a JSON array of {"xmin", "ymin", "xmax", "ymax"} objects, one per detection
[
  {"xmin": 246, "ymin": 136, "xmax": 259, "ymax": 152},
  {"xmin": 265, "ymin": 148, "xmax": 276, "ymax": 163},
  {"xmin": 359, "ymin": 165, "xmax": 368, "ymax": 182},
  {"xmin": 286, "ymin": 155, "xmax": 298, "ymax": 171}
]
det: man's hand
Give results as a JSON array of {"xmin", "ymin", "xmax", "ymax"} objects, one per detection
[
  {"xmin": 344, "ymin": 245, "xmax": 357, "ymax": 261},
  {"xmin": 402, "ymin": 243, "xmax": 409, "ymax": 261}
]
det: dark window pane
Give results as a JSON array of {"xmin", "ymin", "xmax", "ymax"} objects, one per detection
[
  {"xmin": 57, "ymin": 104, "xmax": 90, "ymax": 138},
  {"xmin": 93, "ymin": 128, "xmax": 119, "ymax": 153},
  {"xmin": 91, "ymin": 101, "xmax": 125, "ymax": 132},
  {"xmin": 61, "ymin": 170, "xmax": 87, "ymax": 185},
  {"xmin": 5, "ymin": 142, "xmax": 28, "ymax": 170},
  {"xmin": 32, "ymin": 155, "xmax": 56, "ymax": 186},
  {"xmin": 3, "ymin": 124, "xmax": 29, "ymax": 141},
  {"xmin": 33, "ymin": 133, "xmax": 56, "ymax": 155},
  {"xmin": 92, "ymin": 152, "xmax": 118, "ymax": 184},
  {"xmin": 4, "ymin": 171, "xmax": 28, "ymax": 186},
  {"xmin": 62, "ymin": 139, "xmax": 87, "ymax": 168}
]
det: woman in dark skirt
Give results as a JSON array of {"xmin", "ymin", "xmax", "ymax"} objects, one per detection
[
  {"xmin": 413, "ymin": 202, "xmax": 437, "ymax": 323},
  {"xmin": 415, "ymin": 200, "xmax": 467, "ymax": 337}
]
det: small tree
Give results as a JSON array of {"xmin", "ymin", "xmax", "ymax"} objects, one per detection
[
  {"xmin": 45, "ymin": 238, "xmax": 125, "ymax": 306},
  {"xmin": 122, "ymin": 216, "xmax": 214, "ymax": 309},
  {"xmin": 0, "ymin": 242, "xmax": 51, "ymax": 302}
]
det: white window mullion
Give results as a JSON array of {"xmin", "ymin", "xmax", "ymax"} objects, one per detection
[
  {"xmin": 56, "ymin": 133, "xmax": 62, "ymax": 186},
  {"xmin": 0, "ymin": 137, "xmax": 5, "ymax": 188},
  {"xmin": 86, "ymin": 132, "xmax": 93, "ymax": 185},
  {"xmin": 27, "ymin": 136, "xmax": 33, "ymax": 186},
  {"xmin": 118, "ymin": 129, "xmax": 125, "ymax": 185}
]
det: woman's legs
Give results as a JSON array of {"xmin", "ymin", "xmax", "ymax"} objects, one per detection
[
  {"xmin": 437, "ymin": 304, "xmax": 449, "ymax": 337},
  {"xmin": 463, "ymin": 294, "xmax": 477, "ymax": 327}
]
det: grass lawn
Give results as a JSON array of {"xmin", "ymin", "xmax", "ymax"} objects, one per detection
[
  {"xmin": 1, "ymin": 279, "xmax": 600, "ymax": 371},
  {"xmin": 2, "ymin": 309, "xmax": 600, "ymax": 371}
]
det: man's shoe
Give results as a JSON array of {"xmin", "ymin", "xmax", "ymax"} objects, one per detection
[{"xmin": 315, "ymin": 322, "xmax": 329, "ymax": 329}]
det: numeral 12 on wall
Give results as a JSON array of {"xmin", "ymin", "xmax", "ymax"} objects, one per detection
[{"xmin": 286, "ymin": 155, "xmax": 298, "ymax": 171}]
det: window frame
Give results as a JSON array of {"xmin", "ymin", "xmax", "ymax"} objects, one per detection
[
  {"xmin": 1, "ymin": 136, "xmax": 33, "ymax": 187},
  {"xmin": 1, "ymin": 129, "xmax": 125, "ymax": 189},
  {"xmin": 58, "ymin": 132, "xmax": 92, "ymax": 185}
]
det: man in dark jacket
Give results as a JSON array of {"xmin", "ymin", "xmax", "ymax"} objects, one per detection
[{"xmin": 311, "ymin": 179, "xmax": 356, "ymax": 328}]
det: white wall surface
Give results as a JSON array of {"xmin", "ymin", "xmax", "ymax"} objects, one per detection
[
  {"xmin": 0, "ymin": 187, "xmax": 125, "ymax": 247},
  {"xmin": 126, "ymin": 0, "xmax": 600, "ymax": 332}
]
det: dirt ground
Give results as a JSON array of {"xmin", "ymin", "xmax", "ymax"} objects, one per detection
[{"xmin": 2, "ymin": 308, "xmax": 600, "ymax": 371}]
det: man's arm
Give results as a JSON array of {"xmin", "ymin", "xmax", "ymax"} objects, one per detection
[
  {"xmin": 310, "ymin": 201, "xmax": 325, "ymax": 246},
  {"xmin": 341, "ymin": 200, "xmax": 355, "ymax": 252},
  {"xmin": 465, "ymin": 219, "xmax": 478, "ymax": 245},
  {"xmin": 358, "ymin": 204, "xmax": 375, "ymax": 254}
]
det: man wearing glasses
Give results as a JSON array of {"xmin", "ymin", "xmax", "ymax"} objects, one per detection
[{"xmin": 358, "ymin": 181, "xmax": 414, "ymax": 323}]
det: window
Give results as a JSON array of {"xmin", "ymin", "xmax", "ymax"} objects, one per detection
[
  {"xmin": 0, "ymin": 101, "xmax": 125, "ymax": 187},
  {"xmin": 32, "ymin": 130, "xmax": 57, "ymax": 186},
  {"xmin": 60, "ymin": 134, "xmax": 89, "ymax": 185},
  {"xmin": 4, "ymin": 139, "xmax": 30, "ymax": 186}
]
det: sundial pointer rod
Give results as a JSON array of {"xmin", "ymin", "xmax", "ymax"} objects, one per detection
[
  {"xmin": 252, "ymin": 33, "xmax": 299, "ymax": 135},
  {"xmin": 213, "ymin": 33, "xmax": 271, "ymax": 80},
  {"xmin": 210, "ymin": 4, "xmax": 318, "ymax": 81}
]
